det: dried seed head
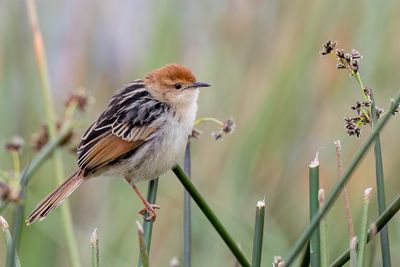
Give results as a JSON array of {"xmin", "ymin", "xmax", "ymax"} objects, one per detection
[
  {"xmin": 222, "ymin": 118, "xmax": 235, "ymax": 134},
  {"xmin": 336, "ymin": 63, "xmax": 346, "ymax": 69},
  {"xmin": 31, "ymin": 124, "xmax": 49, "ymax": 152},
  {"xmin": 0, "ymin": 181, "xmax": 19, "ymax": 203},
  {"xmin": 0, "ymin": 182, "xmax": 10, "ymax": 201},
  {"xmin": 320, "ymin": 40, "xmax": 337, "ymax": 55},
  {"xmin": 351, "ymin": 49, "xmax": 362, "ymax": 60},
  {"xmin": 211, "ymin": 131, "xmax": 223, "ymax": 141},
  {"xmin": 344, "ymin": 117, "xmax": 362, "ymax": 137},
  {"xmin": 65, "ymin": 88, "xmax": 89, "ymax": 112},
  {"xmin": 212, "ymin": 118, "xmax": 236, "ymax": 141},
  {"xmin": 335, "ymin": 49, "xmax": 345, "ymax": 59},
  {"xmin": 31, "ymin": 122, "xmax": 75, "ymax": 152},
  {"xmin": 190, "ymin": 128, "xmax": 203, "ymax": 139},
  {"xmin": 5, "ymin": 136, "xmax": 25, "ymax": 152}
]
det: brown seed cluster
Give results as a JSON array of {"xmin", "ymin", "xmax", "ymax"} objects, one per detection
[
  {"xmin": 335, "ymin": 49, "xmax": 362, "ymax": 73},
  {"xmin": 320, "ymin": 40, "xmax": 363, "ymax": 73},
  {"xmin": 0, "ymin": 181, "xmax": 20, "ymax": 203},
  {"xmin": 320, "ymin": 40, "xmax": 337, "ymax": 55},
  {"xmin": 30, "ymin": 122, "xmax": 75, "ymax": 152},
  {"xmin": 344, "ymin": 98, "xmax": 384, "ymax": 138},
  {"xmin": 212, "ymin": 118, "xmax": 236, "ymax": 141},
  {"xmin": 65, "ymin": 89, "xmax": 89, "ymax": 111},
  {"xmin": 5, "ymin": 136, "xmax": 25, "ymax": 152}
]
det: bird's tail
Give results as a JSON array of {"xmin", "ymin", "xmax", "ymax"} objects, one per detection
[{"xmin": 26, "ymin": 170, "xmax": 84, "ymax": 225}]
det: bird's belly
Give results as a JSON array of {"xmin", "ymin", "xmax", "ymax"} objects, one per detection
[{"xmin": 123, "ymin": 118, "xmax": 192, "ymax": 183}]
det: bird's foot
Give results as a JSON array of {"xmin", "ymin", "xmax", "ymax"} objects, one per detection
[{"xmin": 138, "ymin": 204, "xmax": 160, "ymax": 222}]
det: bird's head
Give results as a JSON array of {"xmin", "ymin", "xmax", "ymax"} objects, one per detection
[{"xmin": 144, "ymin": 63, "xmax": 210, "ymax": 106}]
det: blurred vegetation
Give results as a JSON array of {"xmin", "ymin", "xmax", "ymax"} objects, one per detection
[{"xmin": 1, "ymin": 0, "xmax": 400, "ymax": 266}]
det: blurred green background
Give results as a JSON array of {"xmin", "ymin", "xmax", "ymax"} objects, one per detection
[{"xmin": 1, "ymin": 0, "xmax": 400, "ymax": 266}]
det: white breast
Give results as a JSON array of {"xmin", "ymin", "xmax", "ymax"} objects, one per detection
[{"xmin": 122, "ymin": 99, "xmax": 198, "ymax": 183}]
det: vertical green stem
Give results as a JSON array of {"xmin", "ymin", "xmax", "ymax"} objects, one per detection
[
  {"xmin": 25, "ymin": 1, "xmax": 80, "ymax": 266},
  {"xmin": 137, "ymin": 221, "xmax": 149, "ymax": 267},
  {"xmin": 370, "ymin": 92, "xmax": 391, "ymax": 266},
  {"xmin": 183, "ymin": 143, "xmax": 192, "ymax": 267},
  {"xmin": 251, "ymin": 199, "xmax": 266, "ymax": 267},
  {"xmin": 137, "ymin": 178, "xmax": 159, "ymax": 267},
  {"xmin": 350, "ymin": 237, "xmax": 358, "ymax": 267},
  {"xmin": 319, "ymin": 189, "xmax": 329, "ymax": 267},
  {"xmin": 358, "ymin": 188, "xmax": 372, "ymax": 267},
  {"xmin": 90, "ymin": 228, "xmax": 99, "ymax": 267},
  {"xmin": 309, "ymin": 156, "xmax": 321, "ymax": 267}
]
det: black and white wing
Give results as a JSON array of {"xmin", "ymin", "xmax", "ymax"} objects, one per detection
[{"xmin": 77, "ymin": 80, "xmax": 170, "ymax": 173}]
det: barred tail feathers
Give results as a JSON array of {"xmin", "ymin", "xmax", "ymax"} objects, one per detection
[{"xmin": 26, "ymin": 170, "xmax": 84, "ymax": 225}]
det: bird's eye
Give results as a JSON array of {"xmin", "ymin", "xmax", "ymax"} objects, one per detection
[{"xmin": 174, "ymin": 83, "xmax": 182, "ymax": 90}]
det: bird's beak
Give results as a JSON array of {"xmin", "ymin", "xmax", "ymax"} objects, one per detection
[{"xmin": 191, "ymin": 81, "xmax": 210, "ymax": 88}]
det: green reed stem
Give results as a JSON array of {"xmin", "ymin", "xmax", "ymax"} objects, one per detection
[
  {"xmin": 172, "ymin": 165, "xmax": 251, "ymax": 267},
  {"xmin": 330, "ymin": 194, "xmax": 400, "ymax": 267},
  {"xmin": 370, "ymin": 92, "xmax": 391, "ymax": 266},
  {"xmin": 285, "ymin": 93, "xmax": 400, "ymax": 266},
  {"xmin": 358, "ymin": 188, "xmax": 372, "ymax": 267},
  {"xmin": 7, "ymin": 125, "xmax": 73, "ymax": 267},
  {"xmin": 350, "ymin": 237, "xmax": 358, "ymax": 267},
  {"xmin": 183, "ymin": 143, "xmax": 192, "ymax": 267},
  {"xmin": 25, "ymin": 1, "xmax": 80, "ymax": 266},
  {"xmin": 90, "ymin": 228, "xmax": 99, "ymax": 267},
  {"xmin": 137, "ymin": 178, "xmax": 159, "ymax": 267},
  {"xmin": 137, "ymin": 221, "xmax": 149, "ymax": 267},
  {"xmin": 309, "ymin": 158, "xmax": 320, "ymax": 267},
  {"xmin": 319, "ymin": 189, "xmax": 329, "ymax": 267},
  {"xmin": 251, "ymin": 198, "xmax": 266, "ymax": 267},
  {"xmin": 1, "ymin": 217, "xmax": 21, "ymax": 267}
]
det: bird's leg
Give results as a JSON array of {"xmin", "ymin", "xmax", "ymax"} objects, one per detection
[{"xmin": 124, "ymin": 177, "xmax": 160, "ymax": 222}]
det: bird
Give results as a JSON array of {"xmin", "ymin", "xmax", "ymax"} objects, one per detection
[{"xmin": 26, "ymin": 63, "xmax": 210, "ymax": 225}]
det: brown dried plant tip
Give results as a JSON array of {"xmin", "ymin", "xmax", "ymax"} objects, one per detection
[
  {"xmin": 31, "ymin": 124, "xmax": 49, "ymax": 152},
  {"xmin": 335, "ymin": 48, "xmax": 363, "ymax": 73},
  {"xmin": 190, "ymin": 128, "xmax": 203, "ymax": 139},
  {"xmin": 65, "ymin": 88, "xmax": 89, "ymax": 111},
  {"xmin": 212, "ymin": 118, "xmax": 236, "ymax": 141},
  {"xmin": 5, "ymin": 136, "xmax": 25, "ymax": 152},
  {"xmin": 0, "ymin": 181, "xmax": 20, "ymax": 203},
  {"xmin": 320, "ymin": 40, "xmax": 337, "ymax": 55},
  {"xmin": 31, "ymin": 122, "xmax": 75, "ymax": 152},
  {"xmin": 344, "ymin": 88, "xmax": 384, "ymax": 138}
]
